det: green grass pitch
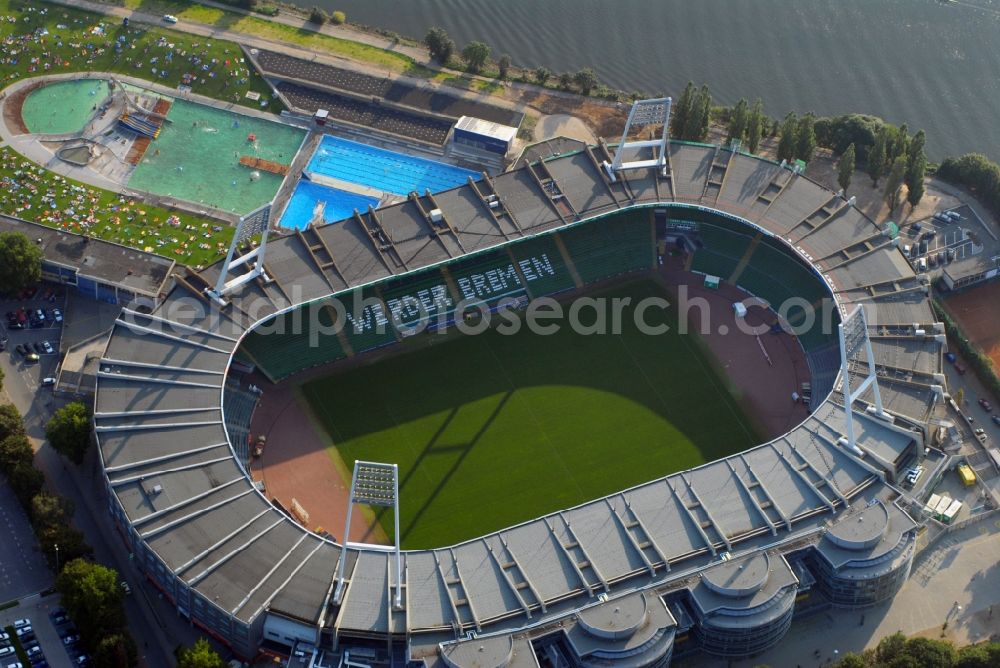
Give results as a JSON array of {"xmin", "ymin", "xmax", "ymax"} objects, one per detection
[{"xmin": 303, "ymin": 278, "xmax": 760, "ymax": 549}]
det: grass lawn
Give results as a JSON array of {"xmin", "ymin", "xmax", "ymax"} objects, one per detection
[
  {"xmin": 3, "ymin": 1, "xmax": 277, "ymax": 109},
  {"xmin": 303, "ymin": 279, "xmax": 759, "ymax": 549},
  {"xmin": 0, "ymin": 146, "xmax": 234, "ymax": 266}
]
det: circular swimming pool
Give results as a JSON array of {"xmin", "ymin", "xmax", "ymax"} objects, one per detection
[{"xmin": 21, "ymin": 79, "xmax": 110, "ymax": 135}]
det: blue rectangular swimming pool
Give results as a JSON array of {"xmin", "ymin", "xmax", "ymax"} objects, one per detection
[
  {"xmin": 279, "ymin": 180, "xmax": 379, "ymax": 230},
  {"xmin": 307, "ymin": 135, "xmax": 479, "ymax": 196}
]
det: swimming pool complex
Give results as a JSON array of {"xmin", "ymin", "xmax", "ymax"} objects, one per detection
[
  {"xmin": 22, "ymin": 80, "xmax": 110, "ymax": 134},
  {"xmin": 278, "ymin": 180, "xmax": 378, "ymax": 231},
  {"xmin": 278, "ymin": 136, "xmax": 480, "ymax": 230},
  {"xmin": 128, "ymin": 98, "xmax": 305, "ymax": 214},
  {"xmin": 307, "ymin": 135, "xmax": 480, "ymax": 196}
]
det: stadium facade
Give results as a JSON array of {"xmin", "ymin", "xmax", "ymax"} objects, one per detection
[{"xmin": 94, "ymin": 140, "xmax": 941, "ymax": 665}]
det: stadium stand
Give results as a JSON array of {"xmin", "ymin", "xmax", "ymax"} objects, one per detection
[
  {"xmin": 241, "ymin": 306, "xmax": 346, "ymax": 380},
  {"xmin": 275, "ymin": 81, "xmax": 453, "ymax": 145},
  {"xmin": 507, "ymin": 234, "xmax": 577, "ymax": 297},
  {"xmin": 690, "ymin": 220, "xmax": 755, "ymax": 279},
  {"xmin": 336, "ymin": 288, "xmax": 398, "ymax": 356},
  {"xmin": 223, "ymin": 379, "xmax": 260, "ymax": 469},
  {"xmin": 559, "ymin": 210, "xmax": 653, "ymax": 284},
  {"xmin": 447, "ymin": 249, "xmax": 529, "ymax": 311},
  {"xmin": 254, "ymin": 48, "xmax": 523, "ymax": 128},
  {"xmin": 805, "ymin": 340, "xmax": 843, "ymax": 410}
]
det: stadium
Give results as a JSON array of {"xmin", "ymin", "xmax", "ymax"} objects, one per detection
[{"xmin": 94, "ymin": 101, "xmax": 942, "ymax": 666}]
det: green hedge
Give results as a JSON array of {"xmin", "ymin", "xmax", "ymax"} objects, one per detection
[{"xmin": 933, "ymin": 299, "xmax": 1000, "ymax": 400}]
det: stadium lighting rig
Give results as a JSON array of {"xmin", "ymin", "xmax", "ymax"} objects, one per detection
[
  {"xmin": 335, "ymin": 461, "xmax": 403, "ymax": 609},
  {"xmin": 207, "ymin": 202, "xmax": 273, "ymax": 304},
  {"xmin": 607, "ymin": 97, "xmax": 672, "ymax": 179},
  {"xmin": 838, "ymin": 306, "xmax": 885, "ymax": 456}
]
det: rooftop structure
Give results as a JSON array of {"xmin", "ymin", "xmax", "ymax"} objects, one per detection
[{"xmin": 0, "ymin": 214, "xmax": 175, "ymax": 303}]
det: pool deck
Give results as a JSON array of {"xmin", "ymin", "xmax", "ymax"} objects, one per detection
[{"xmin": 0, "ymin": 71, "xmax": 311, "ymax": 225}]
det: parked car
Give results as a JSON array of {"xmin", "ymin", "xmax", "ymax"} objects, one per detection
[
  {"xmin": 120, "ymin": 581, "xmax": 132, "ymax": 595},
  {"xmin": 51, "ymin": 308, "xmax": 63, "ymax": 323},
  {"xmin": 975, "ymin": 428, "xmax": 989, "ymax": 443},
  {"xmin": 41, "ymin": 341, "xmax": 53, "ymax": 354},
  {"xmin": 954, "ymin": 362, "xmax": 967, "ymax": 375},
  {"xmin": 15, "ymin": 344, "xmax": 27, "ymax": 356},
  {"xmin": 992, "ymin": 415, "xmax": 1000, "ymax": 427},
  {"xmin": 12, "ymin": 619, "xmax": 30, "ymax": 629},
  {"xmin": 32, "ymin": 342, "xmax": 44, "ymax": 354},
  {"xmin": 25, "ymin": 353, "xmax": 39, "ymax": 364},
  {"xmin": 41, "ymin": 377, "xmax": 56, "ymax": 387},
  {"xmin": 980, "ymin": 398, "xmax": 994, "ymax": 412},
  {"xmin": 62, "ymin": 635, "xmax": 80, "ymax": 646}
]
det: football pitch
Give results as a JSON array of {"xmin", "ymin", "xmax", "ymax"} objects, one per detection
[{"xmin": 302, "ymin": 279, "xmax": 760, "ymax": 549}]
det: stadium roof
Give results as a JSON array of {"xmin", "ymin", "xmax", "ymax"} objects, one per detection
[{"xmin": 95, "ymin": 141, "xmax": 938, "ymax": 646}]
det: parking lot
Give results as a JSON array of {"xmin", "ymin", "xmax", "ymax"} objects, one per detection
[
  {"xmin": 1, "ymin": 287, "xmax": 65, "ymax": 394},
  {"xmin": 0, "ymin": 593, "xmax": 84, "ymax": 668},
  {"xmin": 903, "ymin": 205, "xmax": 983, "ymax": 273}
]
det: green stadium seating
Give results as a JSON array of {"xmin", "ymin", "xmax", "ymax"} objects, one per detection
[
  {"xmin": 507, "ymin": 234, "xmax": 576, "ymax": 297},
  {"xmin": 447, "ymin": 249, "xmax": 528, "ymax": 309},
  {"xmin": 560, "ymin": 211, "xmax": 653, "ymax": 284},
  {"xmin": 334, "ymin": 287, "xmax": 397, "ymax": 355},
  {"xmin": 242, "ymin": 305, "xmax": 346, "ymax": 380}
]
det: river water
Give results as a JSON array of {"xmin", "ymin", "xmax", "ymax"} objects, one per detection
[{"xmin": 290, "ymin": 0, "xmax": 1000, "ymax": 160}]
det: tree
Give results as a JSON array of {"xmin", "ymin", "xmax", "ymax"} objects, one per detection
[
  {"xmin": 0, "ymin": 232, "xmax": 42, "ymax": 295},
  {"xmin": 57, "ymin": 559, "xmax": 126, "ymax": 641},
  {"xmin": 884, "ymin": 156, "xmax": 907, "ymax": 213},
  {"xmin": 0, "ymin": 366, "xmax": 3, "ymax": 393},
  {"xmin": 9, "ymin": 461, "xmax": 43, "ymax": 508},
  {"xmin": 726, "ymin": 98, "xmax": 749, "ymax": 144},
  {"xmin": 46, "ymin": 402, "xmax": 92, "ymax": 465},
  {"xmin": 307, "ymin": 6, "xmax": 326, "ymax": 24},
  {"xmin": 832, "ymin": 654, "xmax": 867, "ymax": 668},
  {"xmin": 681, "ymin": 85, "xmax": 711, "ymax": 141},
  {"xmin": 905, "ymin": 129, "xmax": 927, "ymax": 209},
  {"xmin": 532, "ymin": 66, "xmax": 551, "ymax": 86},
  {"xmin": 176, "ymin": 638, "xmax": 226, "ymax": 668},
  {"xmin": 889, "ymin": 122, "xmax": 909, "ymax": 164},
  {"xmin": 694, "ymin": 85, "xmax": 712, "ymax": 140},
  {"xmin": 461, "ymin": 41, "xmax": 490, "ymax": 74},
  {"xmin": 776, "ymin": 112, "xmax": 798, "ymax": 163},
  {"xmin": 868, "ymin": 126, "xmax": 888, "ymax": 186},
  {"xmin": 958, "ymin": 641, "xmax": 1000, "ymax": 668},
  {"xmin": 838, "ymin": 143, "xmax": 856, "ymax": 194},
  {"xmin": 573, "ymin": 68, "xmax": 599, "ymax": 95},
  {"xmin": 0, "ymin": 404, "xmax": 25, "ymax": 442},
  {"xmin": 795, "ymin": 112, "xmax": 818, "ymax": 162},
  {"xmin": 31, "ymin": 492, "xmax": 73, "ymax": 527},
  {"xmin": 37, "ymin": 519, "xmax": 91, "ymax": 571},
  {"xmin": 746, "ymin": 98, "xmax": 766, "ymax": 153},
  {"xmin": 497, "ymin": 54, "xmax": 511, "ymax": 80},
  {"xmin": 424, "ymin": 27, "xmax": 454, "ymax": 64},
  {"xmin": 93, "ymin": 633, "xmax": 137, "ymax": 668},
  {"xmin": 670, "ymin": 82, "xmax": 695, "ymax": 139},
  {"xmin": 0, "ymin": 434, "xmax": 32, "ymax": 472},
  {"xmin": 330, "ymin": 10, "xmax": 346, "ymax": 25},
  {"xmin": 557, "ymin": 72, "xmax": 573, "ymax": 90}
]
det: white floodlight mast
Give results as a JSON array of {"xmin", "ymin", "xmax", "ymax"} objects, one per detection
[{"xmin": 839, "ymin": 306, "xmax": 885, "ymax": 452}]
